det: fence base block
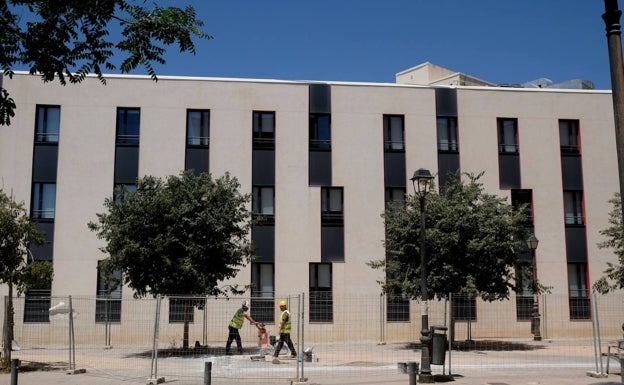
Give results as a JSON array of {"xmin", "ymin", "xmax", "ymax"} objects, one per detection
[
  {"xmin": 66, "ymin": 368, "xmax": 86, "ymax": 375},
  {"xmin": 146, "ymin": 377, "xmax": 165, "ymax": 384}
]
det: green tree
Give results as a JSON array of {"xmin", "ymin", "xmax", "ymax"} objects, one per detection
[
  {"xmin": 1, "ymin": 0, "xmax": 211, "ymax": 125},
  {"xmin": 593, "ymin": 193, "xmax": 624, "ymax": 294},
  {"xmin": 88, "ymin": 171, "xmax": 254, "ymax": 348},
  {"xmin": 0, "ymin": 189, "xmax": 51, "ymax": 366},
  {"xmin": 370, "ymin": 172, "xmax": 531, "ymax": 302}
]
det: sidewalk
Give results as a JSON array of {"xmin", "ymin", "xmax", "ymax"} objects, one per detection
[{"xmin": 2, "ymin": 367, "xmax": 624, "ymax": 385}]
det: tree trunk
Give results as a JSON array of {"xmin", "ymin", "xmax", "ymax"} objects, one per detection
[
  {"xmin": 3, "ymin": 281, "xmax": 14, "ymax": 366},
  {"xmin": 182, "ymin": 300, "xmax": 190, "ymax": 349}
]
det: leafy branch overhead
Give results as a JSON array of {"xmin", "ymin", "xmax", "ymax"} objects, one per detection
[{"xmin": 0, "ymin": 0, "xmax": 211, "ymax": 125}]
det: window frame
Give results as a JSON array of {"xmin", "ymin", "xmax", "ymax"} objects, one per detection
[
  {"xmin": 436, "ymin": 116, "xmax": 458, "ymax": 152},
  {"xmin": 563, "ymin": 190, "xmax": 584, "ymax": 226},
  {"xmin": 559, "ymin": 119, "xmax": 580, "ymax": 154},
  {"xmin": 34, "ymin": 105, "xmax": 61, "ymax": 143},
  {"xmin": 116, "ymin": 107, "xmax": 140, "ymax": 145},
  {"xmin": 497, "ymin": 118, "xmax": 519, "ymax": 154},
  {"xmin": 253, "ymin": 111, "xmax": 275, "ymax": 149},
  {"xmin": 309, "ymin": 113, "xmax": 331, "ymax": 150},
  {"xmin": 252, "ymin": 186, "xmax": 275, "ymax": 216},
  {"xmin": 95, "ymin": 261, "xmax": 122, "ymax": 323},
  {"xmin": 383, "ymin": 114, "xmax": 405, "ymax": 151},
  {"xmin": 250, "ymin": 262, "xmax": 275, "ymax": 323},
  {"xmin": 186, "ymin": 109, "xmax": 210, "ymax": 147},
  {"xmin": 309, "ymin": 263, "xmax": 333, "ymax": 322},
  {"xmin": 31, "ymin": 182, "xmax": 56, "ymax": 220}
]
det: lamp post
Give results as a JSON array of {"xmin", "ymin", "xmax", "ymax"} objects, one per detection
[
  {"xmin": 526, "ymin": 234, "xmax": 541, "ymax": 341},
  {"xmin": 411, "ymin": 168, "xmax": 434, "ymax": 383}
]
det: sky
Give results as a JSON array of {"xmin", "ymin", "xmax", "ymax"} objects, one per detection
[{"xmin": 15, "ymin": 1, "xmax": 617, "ymax": 90}]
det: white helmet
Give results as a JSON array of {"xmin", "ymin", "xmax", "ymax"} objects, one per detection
[{"xmin": 242, "ymin": 301, "xmax": 249, "ymax": 308}]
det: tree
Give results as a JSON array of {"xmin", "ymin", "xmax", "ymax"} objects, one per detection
[
  {"xmin": 88, "ymin": 170, "xmax": 254, "ymax": 348},
  {"xmin": 593, "ymin": 193, "xmax": 624, "ymax": 294},
  {"xmin": 0, "ymin": 189, "xmax": 51, "ymax": 366},
  {"xmin": 0, "ymin": 0, "xmax": 211, "ymax": 125},
  {"xmin": 370, "ymin": 172, "xmax": 531, "ymax": 302}
]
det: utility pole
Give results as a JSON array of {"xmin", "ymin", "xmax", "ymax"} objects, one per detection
[{"xmin": 603, "ymin": 0, "xmax": 624, "ymax": 222}]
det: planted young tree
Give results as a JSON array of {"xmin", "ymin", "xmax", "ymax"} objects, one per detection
[
  {"xmin": 88, "ymin": 171, "xmax": 254, "ymax": 348},
  {"xmin": 370, "ymin": 172, "xmax": 531, "ymax": 302},
  {"xmin": 1, "ymin": 0, "xmax": 211, "ymax": 125},
  {"xmin": 0, "ymin": 189, "xmax": 51, "ymax": 366},
  {"xmin": 593, "ymin": 193, "xmax": 624, "ymax": 293}
]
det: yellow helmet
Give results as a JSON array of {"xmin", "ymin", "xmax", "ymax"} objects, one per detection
[{"xmin": 278, "ymin": 300, "xmax": 287, "ymax": 307}]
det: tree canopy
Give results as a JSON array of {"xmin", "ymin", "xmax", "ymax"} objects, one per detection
[
  {"xmin": 88, "ymin": 171, "xmax": 254, "ymax": 298},
  {"xmin": 593, "ymin": 192, "xmax": 624, "ymax": 293},
  {"xmin": 0, "ymin": 188, "xmax": 51, "ymax": 364},
  {"xmin": 1, "ymin": 0, "xmax": 211, "ymax": 125},
  {"xmin": 370, "ymin": 172, "xmax": 531, "ymax": 302}
]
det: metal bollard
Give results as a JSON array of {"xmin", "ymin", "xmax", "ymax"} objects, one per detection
[
  {"xmin": 10, "ymin": 359, "xmax": 19, "ymax": 385},
  {"xmin": 204, "ymin": 361, "xmax": 212, "ymax": 385},
  {"xmin": 407, "ymin": 361, "xmax": 419, "ymax": 385}
]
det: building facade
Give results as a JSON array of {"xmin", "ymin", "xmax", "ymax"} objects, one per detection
[{"xmin": 0, "ymin": 64, "xmax": 618, "ymax": 337}]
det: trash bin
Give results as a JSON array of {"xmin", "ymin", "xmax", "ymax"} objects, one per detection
[{"xmin": 431, "ymin": 325, "xmax": 448, "ymax": 365}]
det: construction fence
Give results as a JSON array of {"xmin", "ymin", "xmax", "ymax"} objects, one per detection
[{"xmin": 3, "ymin": 292, "xmax": 624, "ymax": 383}]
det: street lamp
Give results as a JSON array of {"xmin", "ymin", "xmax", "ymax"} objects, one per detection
[
  {"xmin": 526, "ymin": 234, "xmax": 541, "ymax": 341},
  {"xmin": 410, "ymin": 168, "xmax": 434, "ymax": 383}
]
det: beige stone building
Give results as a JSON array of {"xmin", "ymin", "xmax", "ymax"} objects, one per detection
[{"xmin": 0, "ymin": 63, "xmax": 618, "ymax": 340}]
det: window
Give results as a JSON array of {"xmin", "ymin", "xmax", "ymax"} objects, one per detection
[
  {"xmin": 35, "ymin": 105, "xmax": 60, "ymax": 143},
  {"xmin": 309, "ymin": 113, "xmax": 331, "ymax": 150},
  {"xmin": 563, "ymin": 190, "xmax": 584, "ymax": 225},
  {"xmin": 385, "ymin": 187, "xmax": 406, "ymax": 209},
  {"xmin": 24, "ymin": 289, "xmax": 51, "ymax": 323},
  {"xmin": 252, "ymin": 186, "xmax": 275, "ymax": 216},
  {"xmin": 31, "ymin": 183, "xmax": 56, "ymax": 219},
  {"xmin": 387, "ymin": 296, "xmax": 410, "ymax": 322},
  {"xmin": 452, "ymin": 296, "xmax": 476, "ymax": 321},
  {"xmin": 251, "ymin": 263, "xmax": 275, "ymax": 323},
  {"xmin": 310, "ymin": 263, "xmax": 333, "ymax": 322},
  {"xmin": 186, "ymin": 110, "xmax": 210, "ymax": 146},
  {"xmin": 559, "ymin": 120, "xmax": 580, "ymax": 154},
  {"xmin": 383, "ymin": 115, "xmax": 404, "ymax": 151},
  {"xmin": 515, "ymin": 266, "xmax": 534, "ymax": 321},
  {"xmin": 169, "ymin": 297, "xmax": 195, "ymax": 323},
  {"xmin": 114, "ymin": 184, "xmax": 136, "ymax": 203},
  {"xmin": 321, "ymin": 187, "xmax": 343, "ymax": 224},
  {"xmin": 95, "ymin": 262, "xmax": 122, "ymax": 323},
  {"xmin": 116, "ymin": 108, "xmax": 140, "ymax": 145},
  {"xmin": 568, "ymin": 263, "xmax": 590, "ymax": 320},
  {"xmin": 253, "ymin": 111, "xmax": 275, "ymax": 149},
  {"xmin": 497, "ymin": 118, "xmax": 518, "ymax": 153},
  {"xmin": 437, "ymin": 117, "xmax": 458, "ymax": 152},
  {"xmin": 511, "ymin": 189, "xmax": 534, "ymax": 226}
]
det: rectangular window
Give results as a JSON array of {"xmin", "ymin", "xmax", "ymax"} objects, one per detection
[
  {"xmin": 95, "ymin": 262, "xmax": 122, "ymax": 323},
  {"xmin": 437, "ymin": 117, "xmax": 458, "ymax": 152},
  {"xmin": 310, "ymin": 263, "xmax": 333, "ymax": 322},
  {"xmin": 452, "ymin": 296, "xmax": 476, "ymax": 321},
  {"xmin": 169, "ymin": 297, "xmax": 195, "ymax": 323},
  {"xmin": 511, "ymin": 189, "xmax": 534, "ymax": 226},
  {"xmin": 387, "ymin": 296, "xmax": 410, "ymax": 322},
  {"xmin": 114, "ymin": 184, "xmax": 137, "ymax": 204},
  {"xmin": 383, "ymin": 115, "xmax": 405, "ymax": 151},
  {"xmin": 321, "ymin": 187, "xmax": 343, "ymax": 224},
  {"xmin": 31, "ymin": 183, "xmax": 56, "ymax": 219},
  {"xmin": 309, "ymin": 113, "xmax": 331, "ymax": 150},
  {"xmin": 497, "ymin": 118, "xmax": 518, "ymax": 153},
  {"xmin": 116, "ymin": 108, "xmax": 140, "ymax": 145},
  {"xmin": 568, "ymin": 263, "xmax": 590, "ymax": 320},
  {"xmin": 515, "ymin": 266, "xmax": 534, "ymax": 321},
  {"xmin": 252, "ymin": 186, "xmax": 275, "ymax": 215},
  {"xmin": 253, "ymin": 111, "xmax": 275, "ymax": 149},
  {"xmin": 559, "ymin": 119, "xmax": 580, "ymax": 154},
  {"xmin": 35, "ymin": 105, "xmax": 60, "ymax": 143},
  {"xmin": 251, "ymin": 263, "xmax": 275, "ymax": 323},
  {"xmin": 563, "ymin": 190, "xmax": 584, "ymax": 225},
  {"xmin": 186, "ymin": 110, "xmax": 210, "ymax": 146},
  {"xmin": 24, "ymin": 289, "xmax": 51, "ymax": 323},
  {"xmin": 384, "ymin": 187, "xmax": 406, "ymax": 210}
]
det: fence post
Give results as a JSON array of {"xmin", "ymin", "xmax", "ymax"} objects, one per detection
[
  {"xmin": 149, "ymin": 295, "xmax": 163, "ymax": 382},
  {"xmin": 203, "ymin": 361, "xmax": 212, "ymax": 385}
]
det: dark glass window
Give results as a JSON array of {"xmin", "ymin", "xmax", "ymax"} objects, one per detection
[
  {"xmin": 383, "ymin": 115, "xmax": 405, "ymax": 151},
  {"xmin": 253, "ymin": 111, "xmax": 275, "ymax": 149},
  {"xmin": 35, "ymin": 105, "xmax": 60, "ymax": 143},
  {"xmin": 387, "ymin": 296, "xmax": 410, "ymax": 322},
  {"xmin": 252, "ymin": 186, "xmax": 275, "ymax": 216},
  {"xmin": 437, "ymin": 117, "xmax": 458, "ymax": 152},
  {"xmin": 95, "ymin": 261, "xmax": 122, "ymax": 323},
  {"xmin": 310, "ymin": 263, "xmax": 333, "ymax": 322},
  {"xmin": 116, "ymin": 108, "xmax": 140, "ymax": 145},
  {"xmin": 452, "ymin": 297, "xmax": 476, "ymax": 321},
  {"xmin": 309, "ymin": 113, "xmax": 331, "ymax": 150},
  {"xmin": 321, "ymin": 187, "xmax": 343, "ymax": 224},
  {"xmin": 31, "ymin": 183, "xmax": 56, "ymax": 219},
  {"xmin": 169, "ymin": 297, "xmax": 195, "ymax": 323},
  {"xmin": 113, "ymin": 184, "xmax": 136, "ymax": 204},
  {"xmin": 385, "ymin": 188, "xmax": 406, "ymax": 210},
  {"xmin": 186, "ymin": 110, "xmax": 210, "ymax": 146},
  {"xmin": 515, "ymin": 266, "xmax": 534, "ymax": 321},
  {"xmin": 497, "ymin": 118, "xmax": 518, "ymax": 153},
  {"xmin": 559, "ymin": 120, "xmax": 580, "ymax": 154},
  {"xmin": 563, "ymin": 190, "xmax": 584, "ymax": 225},
  {"xmin": 568, "ymin": 263, "xmax": 590, "ymax": 320},
  {"xmin": 251, "ymin": 263, "xmax": 275, "ymax": 323},
  {"xmin": 511, "ymin": 189, "xmax": 534, "ymax": 226},
  {"xmin": 24, "ymin": 290, "xmax": 51, "ymax": 323}
]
